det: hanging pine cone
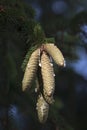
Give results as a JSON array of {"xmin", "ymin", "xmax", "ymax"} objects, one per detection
[
  {"xmin": 41, "ymin": 51, "xmax": 55, "ymax": 104},
  {"xmin": 36, "ymin": 94, "xmax": 49, "ymax": 123},
  {"xmin": 44, "ymin": 43, "xmax": 65, "ymax": 66},
  {"xmin": 22, "ymin": 48, "xmax": 39, "ymax": 91}
]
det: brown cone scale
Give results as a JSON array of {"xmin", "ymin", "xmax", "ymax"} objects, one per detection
[{"xmin": 44, "ymin": 90, "xmax": 54, "ymax": 104}]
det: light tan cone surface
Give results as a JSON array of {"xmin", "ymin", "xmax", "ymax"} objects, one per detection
[
  {"xmin": 22, "ymin": 49, "xmax": 39, "ymax": 91},
  {"xmin": 44, "ymin": 90, "xmax": 54, "ymax": 104},
  {"xmin": 44, "ymin": 43, "xmax": 65, "ymax": 66},
  {"xmin": 36, "ymin": 94, "xmax": 49, "ymax": 123},
  {"xmin": 41, "ymin": 52, "xmax": 55, "ymax": 97}
]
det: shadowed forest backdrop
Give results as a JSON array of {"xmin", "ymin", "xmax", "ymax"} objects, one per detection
[{"xmin": 0, "ymin": 0, "xmax": 87, "ymax": 130}]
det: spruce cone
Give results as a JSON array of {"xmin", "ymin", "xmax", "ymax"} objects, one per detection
[
  {"xmin": 22, "ymin": 49, "xmax": 39, "ymax": 91},
  {"xmin": 36, "ymin": 94, "xmax": 49, "ymax": 123},
  {"xmin": 44, "ymin": 43, "xmax": 65, "ymax": 66},
  {"xmin": 41, "ymin": 52, "xmax": 55, "ymax": 98}
]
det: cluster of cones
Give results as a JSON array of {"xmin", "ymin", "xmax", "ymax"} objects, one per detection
[{"xmin": 22, "ymin": 43, "xmax": 65, "ymax": 123}]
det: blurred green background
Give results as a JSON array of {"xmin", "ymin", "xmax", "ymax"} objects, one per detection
[{"xmin": 0, "ymin": 0, "xmax": 87, "ymax": 130}]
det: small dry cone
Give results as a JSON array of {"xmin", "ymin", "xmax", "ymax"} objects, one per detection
[
  {"xmin": 41, "ymin": 51, "xmax": 55, "ymax": 98},
  {"xmin": 22, "ymin": 48, "xmax": 39, "ymax": 91},
  {"xmin": 36, "ymin": 94, "xmax": 49, "ymax": 123},
  {"xmin": 44, "ymin": 43, "xmax": 65, "ymax": 66}
]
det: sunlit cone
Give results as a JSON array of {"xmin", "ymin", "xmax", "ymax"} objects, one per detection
[
  {"xmin": 22, "ymin": 49, "xmax": 39, "ymax": 91},
  {"xmin": 44, "ymin": 43, "xmax": 65, "ymax": 66},
  {"xmin": 36, "ymin": 94, "xmax": 49, "ymax": 123},
  {"xmin": 41, "ymin": 52, "xmax": 55, "ymax": 97}
]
